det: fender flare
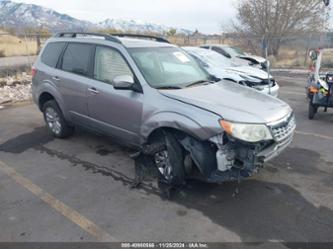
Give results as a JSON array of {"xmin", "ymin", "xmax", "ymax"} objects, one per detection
[
  {"xmin": 36, "ymin": 81, "xmax": 69, "ymax": 120},
  {"xmin": 141, "ymin": 111, "xmax": 215, "ymax": 143}
]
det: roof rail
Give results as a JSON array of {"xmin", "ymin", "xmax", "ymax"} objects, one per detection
[
  {"xmin": 53, "ymin": 32, "xmax": 121, "ymax": 44},
  {"xmin": 111, "ymin": 33, "xmax": 170, "ymax": 44}
]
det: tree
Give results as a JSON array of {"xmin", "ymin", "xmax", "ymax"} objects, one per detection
[
  {"xmin": 234, "ymin": 0, "xmax": 330, "ymax": 56},
  {"xmin": 166, "ymin": 28, "xmax": 177, "ymax": 37}
]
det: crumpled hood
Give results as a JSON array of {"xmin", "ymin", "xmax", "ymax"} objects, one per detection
[
  {"xmin": 238, "ymin": 55, "xmax": 267, "ymax": 64},
  {"xmin": 159, "ymin": 81, "xmax": 291, "ymax": 124},
  {"xmin": 225, "ymin": 66, "xmax": 272, "ymax": 80}
]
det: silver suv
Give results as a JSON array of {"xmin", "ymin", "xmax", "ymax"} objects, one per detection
[{"xmin": 32, "ymin": 32, "xmax": 296, "ymax": 186}]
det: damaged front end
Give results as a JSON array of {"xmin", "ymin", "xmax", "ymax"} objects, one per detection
[
  {"xmin": 178, "ymin": 114, "xmax": 296, "ymax": 184},
  {"xmin": 134, "ymin": 113, "xmax": 295, "ymax": 187},
  {"xmin": 176, "ymin": 133, "xmax": 270, "ymax": 183},
  {"xmin": 207, "ymin": 135, "xmax": 274, "ymax": 183}
]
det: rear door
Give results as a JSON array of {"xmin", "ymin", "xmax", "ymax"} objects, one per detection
[
  {"xmin": 36, "ymin": 41, "xmax": 66, "ymax": 101},
  {"xmin": 87, "ymin": 45, "xmax": 143, "ymax": 146},
  {"xmin": 58, "ymin": 42, "xmax": 94, "ymax": 123}
]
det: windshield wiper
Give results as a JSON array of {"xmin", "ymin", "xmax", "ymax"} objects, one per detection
[
  {"xmin": 156, "ymin": 86, "xmax": 183, "ymax": 90},
  {"xmin": 185, "ymin": 79, "xmax": 212, "ymax": 88}
]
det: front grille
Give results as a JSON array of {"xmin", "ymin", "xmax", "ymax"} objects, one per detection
[
  {"xmin": 246, "ymin": 79, "xmax": 276, "ymax": 87},
  {"xmin": 269, "ymin": 114, "xmax": 296, "ymax": 142},
  {"xmin": 261, "ymin": 79, "xmax": 276, "ymax": 87}
]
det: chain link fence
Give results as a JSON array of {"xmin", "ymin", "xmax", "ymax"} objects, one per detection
[
  {"xmin": 168, "ymin": 32, "xmax": 333, "ymax": 69},
  {"xmin": 1, "ymin": 30, "xmax": 333, "ymax": 73}
]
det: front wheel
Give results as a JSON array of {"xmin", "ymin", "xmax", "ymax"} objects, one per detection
[
  {"xmin": 42, "ymin": 100, "xmax": 74, "ymax": 138},
  {"xmin": 151, "ymin": 132, "xmax": 185, "ymax": 186}
]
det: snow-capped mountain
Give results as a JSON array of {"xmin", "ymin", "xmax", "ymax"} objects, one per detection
[
  {"xmin": 98, "ymin": 18, "xmax": 192, "ymax": 34},
  {"xmin": 0, "ymin": 0, "xmax": 193, "ymax": 34},
  {"xmin": 0, "ymin": 0, "xmax": 93, "ymax": 30},
  {"xmin": 98, "ymin": 19, "xmax": 169, "ymax": 33}
]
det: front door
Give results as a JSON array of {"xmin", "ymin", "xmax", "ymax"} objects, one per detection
[{"xmin": 87, "ymin": 45, "xmax": 143, "ymax": 146}]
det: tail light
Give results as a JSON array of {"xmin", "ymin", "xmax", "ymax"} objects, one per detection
[{"xmin": 31, "ymin": 67, "xmax": 37, "ymax": 77}]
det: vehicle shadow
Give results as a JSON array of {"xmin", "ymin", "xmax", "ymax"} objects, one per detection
[
  {"xmin": 171, "ymin": 179, "xmax": 333, "ymax": 242},
  {"xmin": 0, "ymin": 127, "xmax": 53, "ymax": 154}
]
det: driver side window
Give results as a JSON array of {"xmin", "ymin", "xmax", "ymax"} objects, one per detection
[{"xmin": 94, "ymin": 46, "xmax": 133, "ymax": 84}]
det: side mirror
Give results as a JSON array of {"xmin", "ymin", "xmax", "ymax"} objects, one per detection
[
  {"xmin": 112, "ymin": 75, "xmax": 135, "ymax": 90},
  {"xmin": 309, "ymin": 50, "xmax": 318, "ymax": 61}
]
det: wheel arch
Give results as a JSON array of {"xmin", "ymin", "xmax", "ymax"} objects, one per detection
[
  {"xmin": 145, "ymin": 126, "xmax": 218, "ymax": 178},
  {"xmin": 38, "ymin": 92, "xmax": 55, "ymax": 111},
  {"xmin": 141, "ymin": 111, "xmax": 217, "ymax": 144}
]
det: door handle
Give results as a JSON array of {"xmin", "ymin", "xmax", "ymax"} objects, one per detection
[
  {"xmin": 88, "ymin": 87, "xmax": 99, "ymax": 94},
  {"xmin": 52, "ymin": 76, "xmax": 60, "ymax": 81}
]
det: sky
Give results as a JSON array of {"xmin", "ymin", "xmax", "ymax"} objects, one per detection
[{"xmin": 16, "ymin": 0, "xmax": 239, "ymax": 33}]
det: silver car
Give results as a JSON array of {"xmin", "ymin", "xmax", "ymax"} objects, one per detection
[
  {"xmin": 32, "ymin": 32, "xmax": 295, "ymax": 186},
  {"xmin": 200, "ymin": 44, "xmax": 269, "ymax": 71},
  {"xmin": 184, "ymin": 47, "xmax": 279, "ymax": 97}
]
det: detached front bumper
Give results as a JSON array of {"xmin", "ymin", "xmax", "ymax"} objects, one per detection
[{"xmin": 206, "ymin": 114, "xmax": 295, "ymax": 183}]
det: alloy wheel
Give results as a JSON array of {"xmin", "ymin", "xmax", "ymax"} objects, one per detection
[{"xmin": 45, "ymin": 107, "xmax": 62, "ymax": 135}]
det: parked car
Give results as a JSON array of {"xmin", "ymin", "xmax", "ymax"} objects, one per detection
[
  {"xmin": 32, "ymin": 32, "xmax": 295, "ymax": 187},
  {"xmin": 200, "ymin": 44, "xmax": 269, "ymax": 71},
  {"xmin": 183, "ymin": 47, "xmax": 279, "ymax": 97}
]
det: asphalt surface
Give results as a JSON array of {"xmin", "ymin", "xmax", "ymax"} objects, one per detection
[{"xmin": 0, "ymin": 75, "xmax": 333, "ymax": 243}]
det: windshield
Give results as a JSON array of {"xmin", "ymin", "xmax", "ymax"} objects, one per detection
[
  {"xmin": 186, "ymin": 48, "xmax": 237, "ymax": 68},
  {"xmin": 129, "ymin": 47, "xmax": 209, "ymax": 89},
  {"xmin": 223, "ymin": 46, "xmax": 246, "ymax": 56}
]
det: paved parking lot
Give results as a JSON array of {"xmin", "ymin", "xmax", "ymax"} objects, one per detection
[{"xmin": 0, "ymin": 75, "xmax": 333, "ymax": 243}]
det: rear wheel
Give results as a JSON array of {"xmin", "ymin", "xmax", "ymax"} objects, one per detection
[
  {"xmin": 42, "ymin": 100, "xmax": 74, "ymax": 138},
  {"xmin": 308, "ymin": 102, "xmax": 317, "ymax": 120}
]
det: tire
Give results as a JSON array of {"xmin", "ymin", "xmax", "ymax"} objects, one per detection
[
  {"xmin": 42, "ymin": 100, "xmax": 74, "ymax": 138},
  {"xmin": 151, "ymin": 131, "xmax": 185, "ymax": 186},
  {"xmin": 308, "ymin": 102, "xmax": 317, "ymax": 120}
]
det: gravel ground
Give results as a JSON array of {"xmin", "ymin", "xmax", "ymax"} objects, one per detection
[{"xmin": 0, "ymin": 72, "xmax": 32, "ymax": 105}]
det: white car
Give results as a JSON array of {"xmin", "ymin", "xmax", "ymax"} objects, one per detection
[
  {"xmin": 200, "ymin": 44, "xmax": 269, "ymax": 71},
  {"xmin": 183, "ymin": 47, "xmax": 279, "ymax": 97}
]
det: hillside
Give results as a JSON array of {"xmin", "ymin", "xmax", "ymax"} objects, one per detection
[{"xmin": 0, "ymin": 0, "xmax": 192, "ymax": 34}]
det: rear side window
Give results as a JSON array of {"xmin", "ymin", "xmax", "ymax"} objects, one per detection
[
  {"xmin": 61, "ymin": 43, "xmax": 93, "ymax": 76},
  {"xmin": 41, "ymin": 42, "xmax": 66, "ymax": 68}
]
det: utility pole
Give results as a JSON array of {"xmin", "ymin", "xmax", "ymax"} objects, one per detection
[{"xmin": 264, "ymin": 39, "xmax": 271, "ymax": 95}]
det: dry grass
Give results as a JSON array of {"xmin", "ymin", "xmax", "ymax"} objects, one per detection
[
  {"xmin": 271, "ymin": 48, "xmax": 333, "ymax": 69},
  {"xmin": 0, "ymin": 31, "xmax": 37, "ymax": 57},
  {"xmin": 168, "ymin": 36, "xmax": 311, "ymax": 68},
  {"xmin": 1, "ymin": 30, "xmax": 327, "ymax": 69},
  {"xmin": 271, "ymin": 48, "xmax": 308, "ymax": 68},
  {"xmin": 321, "ymin": 50, "xmax": 333, "ymax": 68}
]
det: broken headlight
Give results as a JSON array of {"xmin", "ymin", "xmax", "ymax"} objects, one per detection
[{"xmin": 220, "ymin": 120, "xmax": 273, "ymax": 143}]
